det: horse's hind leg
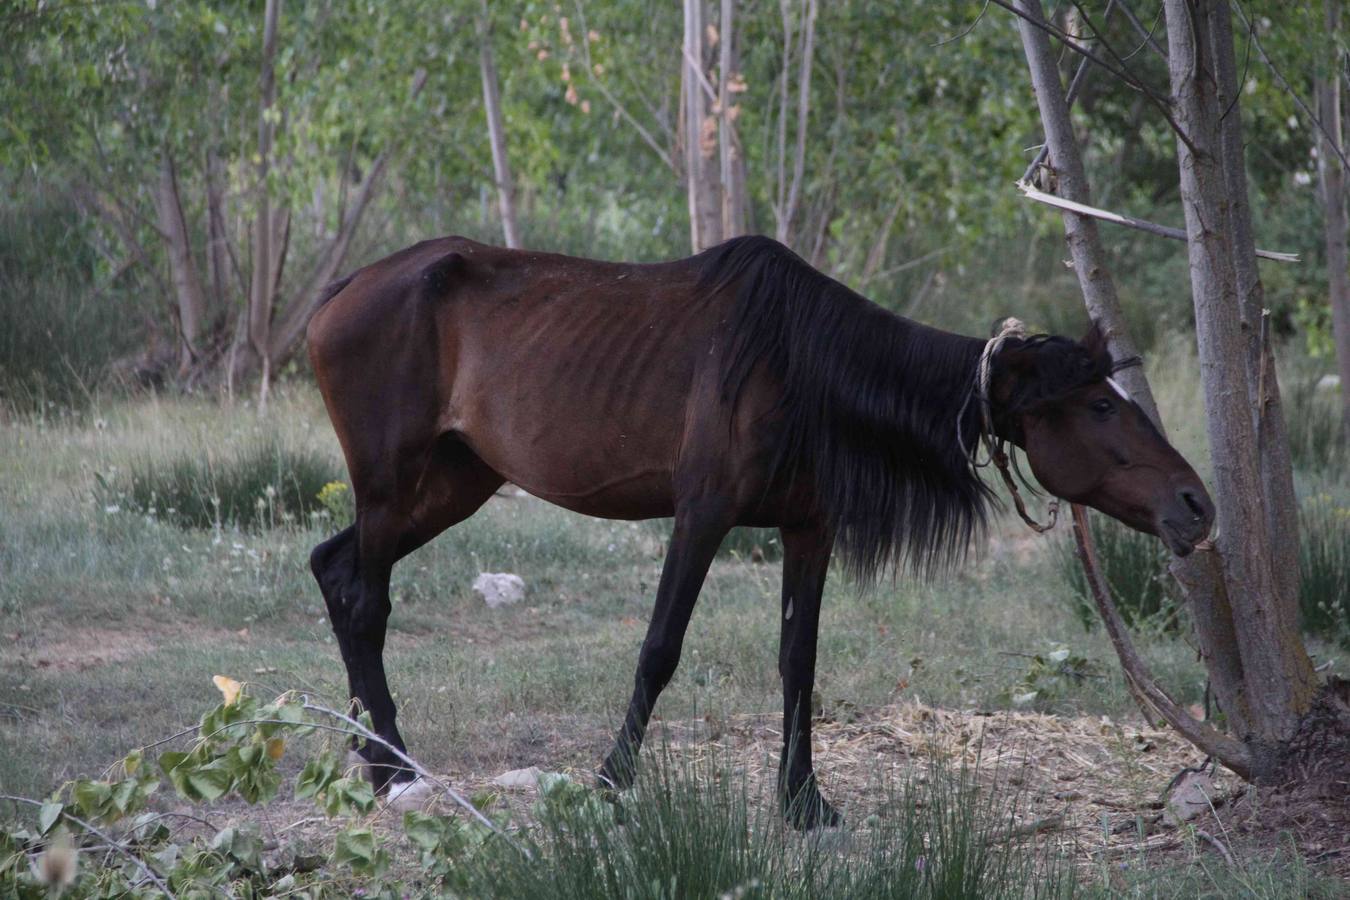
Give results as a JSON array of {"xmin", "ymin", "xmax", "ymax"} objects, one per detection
[
  {"xmin": 777, "ymin": 521, "xmax": 842, "ymax": 829},
  {"xmin": 598, "ymin": 498, "xmax": 732, "ymax": 791},
  {"xmin": 310, "ymin": 439, "xmax": 503, "ymax": 792}
]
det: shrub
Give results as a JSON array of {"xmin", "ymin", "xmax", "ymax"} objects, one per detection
[
  {"xmin": 1056, "ymin": 514, "xmax": 1174, "ymax": 632},
  {"xmin": 96, "ymin": 439, "xmax": 341, "ymax": 531},
  {"xmin": 0, "ymin": 190, "xmax": 146, "ymax": 413},
  {"xmin": 1284, "ymin": 375, "xmax": 1345, "ymax": 474},
  {"xmin": 1299, "ymin": 493, "xmax": 1350, "ymax": 644}
]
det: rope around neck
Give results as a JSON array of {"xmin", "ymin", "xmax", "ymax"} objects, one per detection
[{"xmin": 972, "ymin": 318, "xmax": 1059, "ymax": 534}]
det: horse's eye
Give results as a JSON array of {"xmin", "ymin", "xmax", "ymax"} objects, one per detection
[{"xmin": 1091, "ymin": 398, "xmax": 1115, "ymax": 417}]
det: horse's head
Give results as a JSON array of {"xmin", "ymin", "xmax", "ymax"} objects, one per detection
[{"xmin": 987, "ymin": 324, "xmax": 1214, "ymax": 556}]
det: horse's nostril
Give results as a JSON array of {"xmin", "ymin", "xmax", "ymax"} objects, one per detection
[{"xmin": 1179, "ymin": 489, "xmax": 1207, "ymax": 523}]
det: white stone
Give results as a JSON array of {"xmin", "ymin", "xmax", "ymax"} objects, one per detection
[
  {"xmin": 491, "ymin": 766, "xmax": 544, "ymax": 789},
  {"xmin": 386, "ymin": 777, "xmax": 436, "ymax": 812},
  {"xmin": 473, "ymin": 572, "xmax": 526, "ymax": 608}
]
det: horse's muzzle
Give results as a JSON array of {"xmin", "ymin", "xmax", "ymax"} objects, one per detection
[{"xmin": 1158, "ymin": 486, "xmax": 1215, "ymax": 556}]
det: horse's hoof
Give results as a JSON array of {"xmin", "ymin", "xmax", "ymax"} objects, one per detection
[
  {"xmin": 785, "ymin": 794, "xmax": 843, "ymax": 831},
  {"xmin": 596, "ymin": 755, "xmax": 636, "ymax": 792},
  {"xmin": 386, "ymin": 777, "xmax": 436, "ymax": 812},
  {"xmin": 346, "ymin": 750, "xmax": 372, "ymax": 783}
]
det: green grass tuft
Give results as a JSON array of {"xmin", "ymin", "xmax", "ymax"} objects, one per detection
[
  {"xmin": 94, "ymin": 438, "xmax": 342, "ymax": 532},
  {"xmin": 444, "ymin": 749, "xmax": 1074, "ymax": 900},
  {"xmin": 1298, "ymin": 492, "xmax": 1350, "ymax": 645},
  {"xmin": 1056, "ymin": 515, "xmax": 1174, "ymax": 632}
]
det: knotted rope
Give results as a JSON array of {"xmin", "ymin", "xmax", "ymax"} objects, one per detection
[{"xmin": 969, "ymin": 317, "xmax": 1059, "ymax": 534}]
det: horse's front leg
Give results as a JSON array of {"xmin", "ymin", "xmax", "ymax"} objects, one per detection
[
  {"xmin": 598, "ymin": 499, "xmax": 731, "ymax": 790},
  {"xmin": 778, "ymin": 521, "xmax": 842, "ymax": 829}
]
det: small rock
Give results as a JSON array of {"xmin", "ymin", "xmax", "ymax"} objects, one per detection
[
  {"xmin": 1163, "ymin": 769, "xmax": 1214, "ymax": 825},
  {"xmin": 492, "ymin": 766, "xmax": 544, "ymax": 789},
  {"xmin": 473, "ymin": 573, "xmax": 525, "ymax": 608},
  {"xmin": 387, "ymin": 778, "xmax": 436, "ymax": 812}
]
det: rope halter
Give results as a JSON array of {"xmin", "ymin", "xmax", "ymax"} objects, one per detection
[{"xmin": 972, "ymin": 317, "xmax": 1059, "ymax": 534}]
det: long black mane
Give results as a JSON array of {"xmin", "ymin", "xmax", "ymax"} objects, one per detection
[{"xmin": 698, "ymin": 236, "xmax": 993, "ymax": 579}]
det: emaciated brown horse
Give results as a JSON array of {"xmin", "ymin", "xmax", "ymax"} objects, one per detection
[{"xmin": 307, "ymin": 235, "xmax": 1213, "ymax": 828}]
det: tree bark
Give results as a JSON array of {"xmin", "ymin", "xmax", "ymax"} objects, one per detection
[
  {"xmin": 204, "ymin": 146, "xmax": 232, "ymax": 311},
  {"xmin": 479, "ymin": 5, "xmax": 520, "ymax": 249},
  {"xmin": 1164, "ymin": 0, "xmax": 1315, "ymax": 759},
  {"xmin": 1016, "ymin": 0, "xmax": 1256, "ymax": 750},
  {"xmin": 683, "ymin": 0, "xmax": 721, "ymax": 251},
  {"xmin": 250, "ymin": 0, "xmax": 282, "ymax": 407},
  {"xmin": 1317, "ymin": 0, "xmax": 1350, "ymax": 439},
  {"xmin": 153, "ymin": 150, "xmax": 208, "ymax": 375},
  {"xmin": 266, "ymin": 68, "xmax": 426, "ymax": 368},
  {"xmin": 775, "ymin": 0, "xmax": 816, "ymax": 248},
  {"xmin": 1013, "ymin": 0, "xmax": 1159, "ymax": 426},
  {"xmin": 718, "ymin": 0, "xmax": 746, "ymax": 239},
  {"xmin": 1209, "ymin": 0, "xmax": 1301, "ymax": 626}
]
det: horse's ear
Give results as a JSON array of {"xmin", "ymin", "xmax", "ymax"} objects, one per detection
[
  {"xmin": 421, "ymin": 252, "xmax": 465, "ymax": 296},
  {"xmin": 1080, "ymin": 319, "xmax": 1108, "ymax": 356}
]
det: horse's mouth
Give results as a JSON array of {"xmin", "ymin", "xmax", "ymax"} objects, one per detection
[{"xmin": 1159, "ymin": 519, "xmax": 1208, "ymax": 557}]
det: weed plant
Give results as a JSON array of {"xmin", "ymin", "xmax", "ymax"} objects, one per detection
[
  {"xmin": 94, "ymin": 438, "xmax": 341, "ymax": 532},
  {"xmin": 1298, "ymin": 491, "xmax": 1350, "ymax": 644},
  {"xmin": 446, "ymin": 747, "xmax": 1075, "ymax": 900},
  {"xmin": 1056, "ymin": 514, "xmax": 1174, "ymax": 632}
]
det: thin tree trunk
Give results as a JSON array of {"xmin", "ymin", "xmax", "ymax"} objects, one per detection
[
  {"xmin": 1164, "ymin": 0, "xmax": 1315, "ymax": 761},
  {"xmin": 250, "ymin": 0, "xmax": 282, "ymax": 409},
  {"xmin": 1210, "ymin": 0, "xmax": 1301, "ymax": 625},
  {"xmin": 683, "ymin": 0, "xmax": 721, "ymax": 250},
  {"xmin": 205, "ymin": 147, "xmax": 231, "ymax": 312},
  {"xmin": 776, "ymin": 0, "xmax": 816, "ymax": 248},
  {"xmin": 1016, "ymin": 0, "xmax": 1255, "ymax": 749},
  {"xmin": 153, "ymin": 150, "xmax": 208, "ymax": 375},
  {"xmin": 1014, "ymin": 0, "xmax": 1159, "ymax": 425},
  {"xmin": 718, "ymin": 0, "xmax": 746, "ymax": 239},
  {"xmin": 479, "ymin": 5, "xmax": 520, "ymax": 249},
  {"xmin": 1317, "ymin": 0, "xmax": 1350, "ymax": 439}
]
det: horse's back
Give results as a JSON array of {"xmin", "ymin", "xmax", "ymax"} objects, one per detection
[{"xmin": 310, "ymin": 239, "xmax": 742, "ymax": 519}]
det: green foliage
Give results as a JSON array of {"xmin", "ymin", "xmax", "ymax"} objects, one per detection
[
  {"xmin": 998, "ymin": 645, "xmax": 1104, "ymax": 709},
  {"xmin": 0, "ymin": 683, "xmax": 1075, "ymax": 898},
  {"xmin": 1283, "ymin": 374, "xmax": 1346, "ymax": 474},
  {"xmin": 1298, "ymin": 492, "xmax": 1350, "ymax": 645},
  {"xmin": 94, "ymin": 438, "xmax": 341, "ymax": 531},
  {"xmin": 1056, "ymin": 517, "xmax": 1175, "ymax": 633},
  {"xmin": 0, "ymin": 192, "xmax": 145, "ymax": 413}
]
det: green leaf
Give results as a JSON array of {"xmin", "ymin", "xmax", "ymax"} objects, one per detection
[
  {"xmin": 37, "ymin": 802, "xmax": 63, "ymax": 836},
  {"xmin": 402, "ymin": 810, "xmax": 445, "ymax": 851},
  {"xmin": 186, "ymin": 766, "xmax": 233, "ymax": 801},
  {"xmin": 72, "ymin": 779, "xmax": 111, "ymax": 818},
  {"xmin": 334, "ymin": 826, "xmax": 386, "ymax": 876}
]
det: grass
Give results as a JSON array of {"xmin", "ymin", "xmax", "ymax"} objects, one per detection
[
  {"xmin": 1055, "ymin": 514, "xmax": 1175, "ymax": 633},
  {"xmin": 93, "ymin": 437, "xmax": 342, "ymax": 532},
  {"xmin": 1, "ymin": 378, "xmax": 1346, "ymax": 893},
  {"xmin": 1298, "ymin": 488, "xmax": 1350, "ymax": 644},
  {"xmin": 445, "ymin": 748, "xmax": 1074, "ymax": 900}
]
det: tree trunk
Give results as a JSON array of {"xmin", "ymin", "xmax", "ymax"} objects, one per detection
[
  {"xmin": 1016, "ymin": 0, "xmax": 1257, "ymax": 752},
  {"xmin": 683, "ymin": 0, "xmax": 721, "ymax": 251},
  {"xmin": 718, "ymin": 0, "xmax": 746, "ymax": 239},
  {"xmin": 1164, "ymin": 0, "xmax": 1315, "ymax": 764},
  {"xmin": 1317, "ymin": 0, "xmax": 1350, "ymax": 439},
  {"xmin": 1014, "ymin": 0, "xmax": 1159, "ymax": 425},
  {"xmin": 1209, "ymin": 0, "xmax": 1302, "ymax": 626},
  {"xmin": 479, "ymin": 5, "xmax": 520, "ymax": 249},
  {"xmin": 775, "ymin": 0, "xmax": 816, "ymax": 248},
  {"xmin": 250, "ymin": 0, "xmax": 282, "ymax": 408},
  {"xmin": 204, "ymin": 147, "xmax": 232, "ymax": 312},
  {"xmin": 153, "ymin": 150, "xmax": 208, "ymax": 376}
]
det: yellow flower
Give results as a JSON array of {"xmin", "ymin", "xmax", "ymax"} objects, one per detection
[{"xmin": 212, "ymin": 675, "xmax": 242, "ymax": 707}]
